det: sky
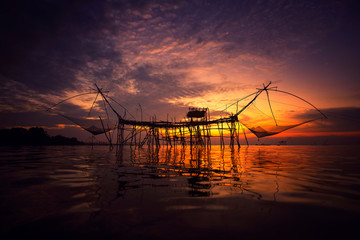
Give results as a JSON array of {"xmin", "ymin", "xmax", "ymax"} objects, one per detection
[{"xmin": 0, "ymin": 0, "xmax": 359, "ymax": 144}]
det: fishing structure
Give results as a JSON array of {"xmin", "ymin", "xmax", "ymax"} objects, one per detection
[{"xmin": 47, "ymin": 82, "xmax": 327, "ymax": 149}]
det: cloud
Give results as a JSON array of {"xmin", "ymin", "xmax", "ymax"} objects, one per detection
[
  {"xmin": 0, "ymin": 0, "xmax": 350, "ymax": 94},
  {"xmin": 105, "ymin": 62, "xmax": 215, "ymax": 120},
  {"xmin": 0, "ymin": 110, "xmax": 70, "ymax": 129},
  {"xmin": 154, "ymin": 0, "xmax": 345, "ymax": 60},
  {"xmin": 0, "ymin": 0, "xmax": 123, "ymax": 93},
  {"xmin": 293, "ymin": 107, "xmax": 360, "ymax": 133},
  {"xmin": 1, "ymin": 0, "xmax": 358, "ymax": 139}
]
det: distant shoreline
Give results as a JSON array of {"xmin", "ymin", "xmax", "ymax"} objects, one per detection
[
  {"xmin": 1, "ymin": 127, "xmax": 359, "ymax": 146},
  {"xmin": 0, "ymin": 127, "xmax": 83, "ymax": 146}
]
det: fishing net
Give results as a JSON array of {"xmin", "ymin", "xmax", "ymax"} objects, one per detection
[
  {"xmin": 234, "ymin": 88, "xmax": 325, "ymax": 138},
  {"xmin": 47, "ymin": 90, "xmax": 118, "ymax": 136},
  {"xmin": 60, "ymin": 114, "xmax": 114, "ymax": 135},
  {"xmin": 241, "ymin": 120, "xmax": 315, "ymax": 138},
  {"xmin": 48, "ymin": 83, "xmax": 325, "ymax": 140}
]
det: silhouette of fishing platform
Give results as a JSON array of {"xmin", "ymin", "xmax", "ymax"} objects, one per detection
[{"xmin": 48, "ymin": 82, "xmax": 327, "ymax": 148}]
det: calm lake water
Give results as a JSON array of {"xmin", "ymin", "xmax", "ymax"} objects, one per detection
[{"xmin": 1, "ymin": 145, "xmax": 359, "ymax": 239}]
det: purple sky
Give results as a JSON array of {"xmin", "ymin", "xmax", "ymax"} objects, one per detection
[{"xmin": 0, "ymin": 0, "xmax": 359, "ymax": 143}]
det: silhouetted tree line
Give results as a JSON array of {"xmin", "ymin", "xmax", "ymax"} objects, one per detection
[{"xmin": 0, "ymin": 127, "xmax": 83, "ymax": 145}]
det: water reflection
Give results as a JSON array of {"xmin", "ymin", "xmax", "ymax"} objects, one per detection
[
  {"xmin": 112, "ymin": 145, "xmax": 279, "ymax": 201},
  {"xmin": 102, "ymin": 145, "xmax": 360, "ymax": 211},
  {"xmin": 1, "ymin": 145, "xmax": 360, "ymax": 239},
  {"xmin": 1, "ymin": 145, "xmax": 360, "ymax": 221}
]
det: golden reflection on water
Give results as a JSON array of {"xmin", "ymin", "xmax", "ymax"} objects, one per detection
[
  {"xmin": 1, "ymin": 144, "xmax": 359, "ymax": 236},
  {"xmin": 110, "ymin": 145, "xmax": 360, "ymax": 209},
  {"xmin": 5, "ymin": 145, "xmax": 356, "ymax": 215},
  {"xmin": 114, "ymin": 145, "xmax": 285, "ymax": 201}
]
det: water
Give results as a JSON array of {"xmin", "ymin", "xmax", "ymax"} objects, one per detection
[{"xmin": 0, "ymin": 145, "xmax": 359, "ymax": 239}]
